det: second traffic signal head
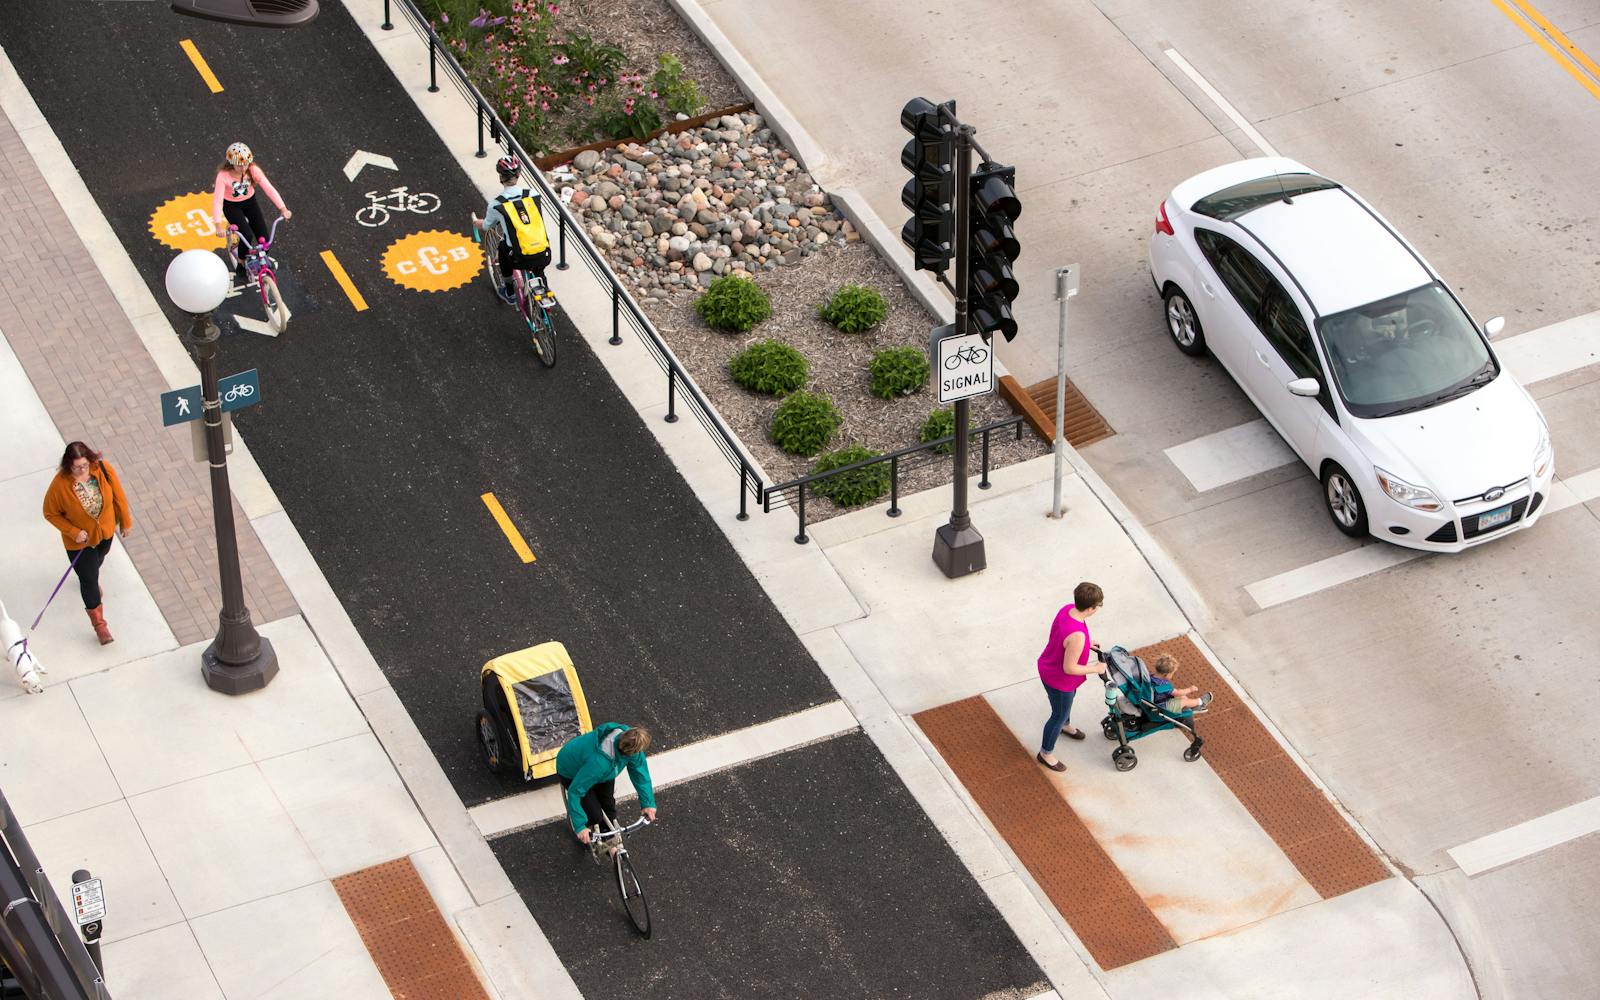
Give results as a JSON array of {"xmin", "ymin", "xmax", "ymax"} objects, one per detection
[
  {"xmin": 969, "ymin": 161, "xmax": 1023, "ymax": 340},
  {"xmin": 899, "ymin": 97, "xmax": 956, "ymax": 273}
]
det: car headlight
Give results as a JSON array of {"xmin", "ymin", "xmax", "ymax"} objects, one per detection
[
  {"xmin": 1374, "ymin": 467, "xmax": 1442, "ymax": 512},
  {"xmin": 1534, "ymin": 426, "xmax": 1553, "ymax": 478}
]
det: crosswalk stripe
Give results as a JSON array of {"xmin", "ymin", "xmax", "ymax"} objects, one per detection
[
  {"xmin": 1165, "ymin": 418, "xmax": 1297, "ymax": 493},
  {"xmin": 1449, "ymin": 794, "xmax": 1600, "ymax": 877},
  {"xmin": 1493, "ymin": 309, "xmax": 1600, "ymax": 386}
]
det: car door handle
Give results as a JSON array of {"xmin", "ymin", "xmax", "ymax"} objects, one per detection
[
  {"xmin": 1255, "ymin": 350, "xmax": 1271, "ymax": 367},
  {"xmin": 1200, "ymin": 281, "xmax": 1216, "ymax": 298}
]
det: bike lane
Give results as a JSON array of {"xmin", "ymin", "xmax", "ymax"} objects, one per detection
[{"xmin": 0, "ymin": 5, "xmax": 1046, "ymax": 997}]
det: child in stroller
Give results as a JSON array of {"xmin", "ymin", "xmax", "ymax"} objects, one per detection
[
  {"xmin": 1094, "ymin": 644, "xmax": 1206, "ymax": 772},
  {"xmin": 1150, "ymin": 654, "xmax": 1213, "ymax": 715}
]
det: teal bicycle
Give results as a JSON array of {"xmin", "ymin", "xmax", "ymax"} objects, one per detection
[{"xmin": 472, "ymin": 213, "xmax": 556, "ymax": 367}]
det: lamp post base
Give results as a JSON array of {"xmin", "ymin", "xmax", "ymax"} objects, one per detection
[
  {"xmin": 201, "ymin": 635, "xmax": 279, "ymax": 695},
  {"xmin": 932, "ymin": 521, "xmax": 986, "ymax": 579}
]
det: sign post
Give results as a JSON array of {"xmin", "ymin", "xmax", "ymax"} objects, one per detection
[
  {"xmin": 1051, "ymin": 265, "xmax": 1080, "ymax": 519},
  {"xmin": 70, "ymin": 870, "xmax": 105, "ymax": 975}
]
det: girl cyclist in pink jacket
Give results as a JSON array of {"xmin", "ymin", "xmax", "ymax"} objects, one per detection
[{"xmin": 212, "ymin": 142, "xmax": 291, "ymax": 276}]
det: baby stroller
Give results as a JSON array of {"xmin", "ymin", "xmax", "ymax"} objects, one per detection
[
  {"xmin": 1094, "ymin": 644, "xmax": 1204, "ymax": 772},
  {"xmin": 476, "ymin": 641, "xmax": 592, "ymax": 780}
]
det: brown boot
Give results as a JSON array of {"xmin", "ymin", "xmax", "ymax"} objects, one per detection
[{"xmin": 87, "ymin": 606, "xmax": 113, "ymax": 645}]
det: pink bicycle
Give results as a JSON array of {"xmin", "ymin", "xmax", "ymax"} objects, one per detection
[{"xmin": 224, "ymin": 216, "xmax": 289, "ymax": 334}]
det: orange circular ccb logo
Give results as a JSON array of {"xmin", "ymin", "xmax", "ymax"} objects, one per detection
[
  {"xmin": 150, "ymin": 192, "xmax": 225, "ymax": 251},
  {"xmin": 381, "ymin": 230, "xmax": 483, "ymax": 292}
]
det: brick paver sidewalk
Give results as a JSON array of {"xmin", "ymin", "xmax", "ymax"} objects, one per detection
[{"xmin": 0, "ymin": 107, "xmax": 296, "ymax": 643}]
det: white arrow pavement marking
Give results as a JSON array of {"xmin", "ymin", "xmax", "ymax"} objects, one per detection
[
  {"xmin": 343, "ymin": 150, "xmax": 398, "ymax": 182},
  {"xmin": 234, "ymin": 313, "xmax": 283, "ymax": 338}
]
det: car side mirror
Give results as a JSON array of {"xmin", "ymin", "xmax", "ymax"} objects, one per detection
[
  {"xmin": 1287, "ymin": 377, "xmax": 1321, "ymax": 397},
  {"xmin": 1484, "ymin": 316, "xmax": 1506, "ymax": 338}
]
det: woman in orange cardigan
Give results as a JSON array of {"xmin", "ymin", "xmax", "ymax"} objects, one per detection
[{"xmin": 42, "ymin": 442, "xmax": 134, "ymax": 644}]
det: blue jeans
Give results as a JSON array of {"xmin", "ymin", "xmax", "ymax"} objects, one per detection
[{"xmin": 1040, "ymin": 683, "xmax": 1077, "ymax": 754}]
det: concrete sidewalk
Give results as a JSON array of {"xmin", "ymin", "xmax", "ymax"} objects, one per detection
[{"xmin": 0, "ymin": 49, "xmax": 574, "ymax": 998}]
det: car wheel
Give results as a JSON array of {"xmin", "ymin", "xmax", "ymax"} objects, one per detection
[
  {"xmin": 1322, "ymin": 462, "xmax": 1369, "ymax": 538},
  {"xmin": 1163, "ymin": 287, "xmax": 1207, "ymax": 357}
]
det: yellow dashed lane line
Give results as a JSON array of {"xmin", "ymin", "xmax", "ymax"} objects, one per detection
[
  {"xmin": 178, "ymin": 39, "xmax": 224, "ymax": 94},
  {"xmin": 320, "ymin": 250, "xmax": 369, "ymax": 311},
  {"xmin": 481, "ymin": 493, "xmax": 536, "ymax": 564}
]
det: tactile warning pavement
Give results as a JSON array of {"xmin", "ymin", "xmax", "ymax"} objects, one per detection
[
  {"xmin": 1130, "ymin": 636, "xmax": 1390, "ymax": 899},
  {"xmin": 915, "ymin": 697, "xmax": 1176, "ymax": 970},
  {"xmin": 333, "ymin": 857, "xmax": 490, "ymax": 1000}
]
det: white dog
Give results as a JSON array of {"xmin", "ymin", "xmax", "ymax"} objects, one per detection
[{"xmin": 0, "ymin": 599, "xmax": 46, "ymax": 695}]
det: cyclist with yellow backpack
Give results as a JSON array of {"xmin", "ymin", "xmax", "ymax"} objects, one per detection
[{"xmin": 483, "ymin": 155, "xmax": 553, "ymax": 305}]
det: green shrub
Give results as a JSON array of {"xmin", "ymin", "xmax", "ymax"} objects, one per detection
[
  {"xmin": 770, "ymin": 391, "xmax": 840, "ymax": 456},
  {"xmin": 811, "ymin": 445, "xmax": 890, "ymax": 507},
  {"xmin": 652, "ymin": 54, "xmax": 703, "ymax": 117},
  {"xmin": 695, "ymin": 274, "xmax": 773, "ymax": 333},
  {"xmin": 729, "ymin": 340, "xmax": 808, "ymax": 396},
  {"xmin": 868, "ymin": 346, "xmax": 931, "ymax": 400},
  {"xmin": 593, "ymin": 91, "xmax": 663, "ymax": 141},
  {"xmin": 920, "ymin": 407, "xmax": 962, "ymax": 455},
  {"xmin": 818, "ymin": 284, "xmax": 888, "ymax": 333}
]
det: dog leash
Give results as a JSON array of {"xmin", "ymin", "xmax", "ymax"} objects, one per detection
[{"xmin": 12, "ymin": 546, "xmax": 88, "ymax": 661}]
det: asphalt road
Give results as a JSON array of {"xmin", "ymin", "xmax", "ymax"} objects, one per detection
[
  {"xmin": 0, "ymin": 3, "xmax": 837, "ymax": 807},
  {"xmin": 0, "ymin": 3, "xmax": 1046, "ymax": 993},
  {"xmin": 495, "ymin": 731, "xmax": 1047, "ymax": 1000}
]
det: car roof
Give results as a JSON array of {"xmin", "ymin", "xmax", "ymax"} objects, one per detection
[{"xmin": 1235, "ymin": 187, "xmax": 1432, "ymax": 316}]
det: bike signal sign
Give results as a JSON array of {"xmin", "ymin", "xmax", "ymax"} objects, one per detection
[
  {"xmin": 382, "ymin": 230, "xmax": 482, "ymax": 293},
  {"xmin": 160, "ymin": 368, "xmax": 261, "ymax": 426},
  {"xmin": 932, "ymin": 327, "xmax": 993, "ymax": 403},
  {"xmin": 150, "ymin": 191, "xmax": 226, "ymax": 251}
]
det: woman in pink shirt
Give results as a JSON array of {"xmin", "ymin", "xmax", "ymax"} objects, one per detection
[
  {"xmin": 1035, "ymin": 581, "xmax": 1107, "ymax": 771},
  {"xmin": 212, "ymin": 142, "xmax": 291, "ymax": 277}
]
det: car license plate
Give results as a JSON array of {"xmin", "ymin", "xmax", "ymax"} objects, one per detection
[{"xmin": 1478, "ymin": 504, "xmax": 1515, "ymax": 530}]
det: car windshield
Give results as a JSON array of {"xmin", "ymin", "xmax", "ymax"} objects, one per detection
[
  {"xmin": 1191, "ymin": 174, "xmax": 1341, "ymax": 221},
  {"xmin": 1316, "ymin": 283, "xmax": 1495, "ymax": 418}
]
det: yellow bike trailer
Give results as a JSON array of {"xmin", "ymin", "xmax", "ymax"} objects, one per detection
[{"xmin": 476, "ymin": 641, "xmax": 592, "ymax": 780}]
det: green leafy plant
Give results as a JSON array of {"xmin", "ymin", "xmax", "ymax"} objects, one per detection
[
  {"xmin": 651, "ymin": 54, "xmax": 703, "ymax": 117},
  {"xmin": 593, "ymin": 90, "xmax": 663, "ymax": 141},
  {"xmin": 695, "ymin": 274, "xmax": 773, "ymax": 333},
  {"xmin": 868, "ymin": 346, "xmax": 931, "ymax": 400},
  {"xmin": 818, "ymin": 284, "xmax": 887, "ymax": 334},
  {"xmin": 811, "ymin": 445, "xmax": 890, "ymax": 507},
  {"xmin": 920, "ymin": 407, "xmax": 962, "ymax": 455},
  {"xmin": 552, "ymin": 32, "xmax": 626, "ymax": 83},
  {"xmin": 729, "ymin": 340, "xmax": 808, "ymax": 396},
  {"xmin": 770, "ymin": 391, "xmax": 841, "ymax": 456}
]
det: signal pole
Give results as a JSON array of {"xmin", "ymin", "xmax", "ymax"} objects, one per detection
[{"xmin": 932, "ymin": 123, "xmax": 986, "ymax": 579}]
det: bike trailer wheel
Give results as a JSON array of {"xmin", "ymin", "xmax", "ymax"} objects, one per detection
[
  {"xmin": 475, "ymin": 711, "xmax": 511, "ymax": 775},
  {"xmin": 616, "ymin": 855, "xmax": 651, "ymax": 938}
]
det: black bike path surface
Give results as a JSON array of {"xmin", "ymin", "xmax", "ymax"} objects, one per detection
[
  {"xmin": 0, "ymin": 3, "xmax": 834, "ymax": 806},
  {"xmin": 496, "ymin": 731, "xmax": 1047, "ymax": 1000},
  {"xmin": 1, "ymin": 7, "xmax": 1046, "ymax": 996}
]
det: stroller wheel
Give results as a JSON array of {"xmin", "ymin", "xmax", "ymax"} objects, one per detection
[
  {"xmin": 1183, "ymin": 744, "xmax": 1203, "ymax": 763},
  {"xmin": 1112, "ymin": 746, "xmax": 1138, "ymax": 772},
  {"xmin": 1101, "ymin": 717, "xmax": 1119, "ymax": 741},
  {"xmin": 476, "ymin": 711, "xmax": 510, "ymax": 775}
]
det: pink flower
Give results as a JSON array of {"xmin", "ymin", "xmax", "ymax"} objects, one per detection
[
  {"xmin": 541, "ymin": 100, "xmax": 550, "ymax": 110},
  {"xmin": 440, "ymin": 12, "xmax": 449, "ymax": 23},
  {"xmin": 551, "ymin": 54, "xmax": 569, "ymax": 65},
  {"xmin": 583, "ymin": 95, "xmax": 594, "ymax": 106},
  {"xmin": 649, "ymin": 90, "xmax": 658, "ymax": 98}
]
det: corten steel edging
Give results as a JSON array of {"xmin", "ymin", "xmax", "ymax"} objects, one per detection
[
  {"xmin": 914, "ymin": 697, "xmax": 1177, "ymax": 970},
  {"xmin": 389, "ymin": 0, "xmax": 766, "ymax": 515},
  {"xmin": 1129, "ymin": 637, "xmax": 1389, "ymax": 899},
  {"xmin": 532, "ymin": 102, "xmax": 756, "ymax": 171},
  {"xmin": 334, "ymin": 857, "xmax": 491, "ymax": 999}
]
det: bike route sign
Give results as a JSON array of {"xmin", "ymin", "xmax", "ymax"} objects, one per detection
[
  {"xmin": 932, "ymin": 327, "xmax": 994, "ymax": 404},
  {"xmin": 160, "ymin": 368, "xmax": 261, "ymax": 426}
]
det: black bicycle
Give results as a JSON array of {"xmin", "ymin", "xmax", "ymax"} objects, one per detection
[{"xmin": 589, "ymin": 814, "xmax": 652, "ymax": 938}]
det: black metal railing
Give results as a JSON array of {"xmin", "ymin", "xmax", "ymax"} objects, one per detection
[
  {"xmin": 763, "ymin": 416, "xmax": 1025, "ymax": 543},
  {"xmin": 382, "ymin": 0, "xmax": 765, "ymax": 519},
  {"xmin": 1, "ymin": 785, "xmax": 109, "ymax": 999}
]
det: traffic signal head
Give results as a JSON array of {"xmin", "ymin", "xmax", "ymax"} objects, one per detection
[
  {"xmin": 899, "ymin": 98, "xmax": 956, "ymax": 273},
  {"xmin": 969, "ymin": 161, "xmax": 1022, "ymax": 340}
]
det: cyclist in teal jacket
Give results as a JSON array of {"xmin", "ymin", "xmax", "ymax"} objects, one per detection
[{"xmin": 556, "ymin": 722, "xmax": 657, "ymax": 845}]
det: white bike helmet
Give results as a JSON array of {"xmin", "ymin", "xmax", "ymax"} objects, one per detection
[{"xmin": 225, "ymin": 142, "xmax": 254, "ymax": 169}]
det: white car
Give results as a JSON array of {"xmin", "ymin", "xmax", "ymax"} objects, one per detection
[{"xmin": 1148, "ymin": 158, "xmax": 1553, "ymax": 551}]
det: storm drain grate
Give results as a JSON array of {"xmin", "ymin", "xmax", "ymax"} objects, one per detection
[
  {"xmin": 915, "ymin": 697, "xmax": 1175, "ymax": 970},
  {"xmin": 998, "ymin": 374, "xmax": 1114, "ymax": 447},
  {"xmin": 333, "ymin": 857, "xmax": 491, "ymax": 1000},
  {"xmin": 1131, "ymin": 636, "xmax": 1390, "ymax": 899}
]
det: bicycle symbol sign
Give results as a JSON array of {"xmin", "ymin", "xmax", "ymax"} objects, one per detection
[
  {"xmin": 149, "ymin": 192, "xmax": 226, "ymax": 251},
  {"xmin": 356, "ymin": 187, "xmax": 442, "ymax": 227},
  {"xmin": 934, "ymin": 330, "xmax": 994, "ymax": 404},
  {"xmin": 382, "ymin": 230, "xmax": 482, "ymax": 293}
]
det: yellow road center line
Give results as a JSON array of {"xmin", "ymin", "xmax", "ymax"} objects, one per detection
[
  {"xmin": 178, "ymin": 39, "xmax": 224, "ymax": 94},
  {"xmin": 319, "ymin": 250, "xmax": 370, "ymax": 311},
  {"xmin": 481, "ymin": 493, "xmax": 536, "ymax": 564},
  {"xmin": 1510, "ymin": 0, "xmax": 1600, "ymax": 81},
  {"xmin": 1492, "ymin": 0, "xmax": 1600, "ymax": 102}
]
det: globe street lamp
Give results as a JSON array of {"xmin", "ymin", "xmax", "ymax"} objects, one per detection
[{"xmin": 164, "ymin": 250, "xmax": 278, "ymax": 694}]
